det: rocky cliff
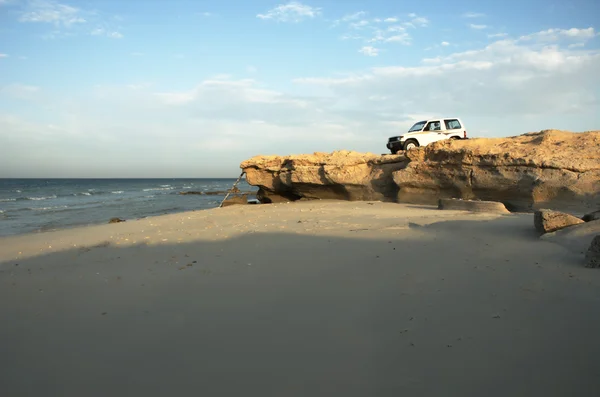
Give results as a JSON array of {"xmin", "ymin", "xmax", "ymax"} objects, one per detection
[
  {"xmin": 240, "ymin": 130, "xmax": 600, "ymax": 212},
  {"xmin": 240, "ymin": 151, "xmax": 408, "ymax": 203}
]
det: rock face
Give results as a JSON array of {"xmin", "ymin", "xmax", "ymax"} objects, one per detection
[
  {"xmin": 393, "ymin": 130, "xmax": 600, "ymax": 211},
  {"xmin": 534, "ymin": 209, "xmax": 585, "ymax": 234},
  {"xmin": 585, "ymin": 235, "xmax": 600, "ymax": 268},
  {"xmin": 438, "ymin": 198, "xmax": 510, "ymax": 214},
  {"xmin": 240, "ymin": 130, "xmax": 600, "ymax": 211},
  {"xmin": 241, "ymin": 151, "xmax": 408, "ymax": 203}
]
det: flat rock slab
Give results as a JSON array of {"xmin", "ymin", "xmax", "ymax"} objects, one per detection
[
  {"xmin": 438, "ymin": 198, "xmax": 510, "ymax": 214},
  {"xmin": 585, "ymin": 235, "xmax": 600, "ymax": 268},
  {"xmin": 540, "ymin": 220, "xmax": 600, "ymax": 254},
  {"xmin": 534, "ymin": 209, "xmax": 584, "ymax": 234}
]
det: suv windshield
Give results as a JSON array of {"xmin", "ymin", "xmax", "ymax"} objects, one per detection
[{"xmin": 408, "ymin": 121, "xmax": 426, "ymax": 132}]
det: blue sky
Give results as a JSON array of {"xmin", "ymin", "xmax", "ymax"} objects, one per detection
[{"xmin": 1, "ymin": 0, "xmax": 599, "ymax": 177}]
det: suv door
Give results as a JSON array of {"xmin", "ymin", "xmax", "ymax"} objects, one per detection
[{"xmin": 421, "ymin": 120, "xmax": 445, "ymax": 145}]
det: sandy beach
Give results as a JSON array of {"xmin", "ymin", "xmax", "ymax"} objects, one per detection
[{"xmin": 1, "ymin": 201, "xmax": 600, "ymax": 396}]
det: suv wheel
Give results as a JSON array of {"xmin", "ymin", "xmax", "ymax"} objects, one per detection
[{"xmin": 403, "ymin": 139, "xmax": 419, "ymax": 150}]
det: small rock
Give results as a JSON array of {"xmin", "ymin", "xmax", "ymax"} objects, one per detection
[
  {"xmin": 109, "ymin": 217, "xmax": 126, "ymax": 224},
  {"xmin": 584, "ymin": 235, "xmax": 600, "ymax": 268},
  {"xmin": 221, "ymin": 194, "xmax": 249, "ymax": 207},
  {"xmin": 534, "ymin": 209, "xmax": 584, "ymax": 234},
  {"xmin": 582, "ymin": 210, "xmax": 600, "ymax": 222}
]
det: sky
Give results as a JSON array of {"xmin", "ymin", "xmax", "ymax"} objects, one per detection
[{"xmin": 0, "ymin": 0, "xmax": 599, "ymax": 178}]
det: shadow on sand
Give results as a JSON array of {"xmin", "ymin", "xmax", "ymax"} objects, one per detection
[{"xmin": 1, "ymin": 217, "xmax": 599, "ymax": 397}]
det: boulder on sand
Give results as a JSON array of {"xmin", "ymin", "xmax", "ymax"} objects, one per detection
[
  {"xmin": 540, "ymin": 220, "xmax": 600, "ymax": 254},
  {"xmin": 534, "ymin": 209, "xmax": 584, "ymax": 234},
  {"xmin": 438, "ymin": 198, "xmax": 510, "ymax": 214},
  {"xmin": 109, "ymin": 217, "xmax": 125, "ymax": 224},
  {"xmin": 582, "ymin": 210, "xmax": 600, "ymax": 222},
  {"xmin": 585, "ymin": 235, "xmax": 600, "ymax": 268}
]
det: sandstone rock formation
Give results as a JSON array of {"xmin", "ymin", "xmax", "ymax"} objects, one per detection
[
  {"xmin": 585, "ymin": 235, "xmax": 600, "ymax": 268},
  {"xmin": 393, "ymin": 130, "xmax": 600, "ymax": 211},
  {"xmin": 240, "ymin": 130, "xmax": 600, "ymax": 211},
  {"xmin": 241, "ymin": 151, "xmax": 408, "ymax": 203},
  {"xmin": 534, "ymin": 209, "xmax": 584, "ymax": 234},
  {"xmin": 438, "ymin": 198, "xmax": 510, "ymax": 214}
]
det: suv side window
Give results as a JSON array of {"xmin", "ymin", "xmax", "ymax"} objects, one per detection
[
  {"xmin": 444, "ymin": 119, "xmax": 462, "ymax": 130},
  {"xmin": 425, "ymin": 121, "xmax": 441, "ymax": 131}
]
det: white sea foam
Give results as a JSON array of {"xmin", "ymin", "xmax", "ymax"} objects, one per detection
[
  {"xmin": 32, "ymin": 206, "xmax": 69, "ymax": 211},
  {"xmin": 160, "ymin": 185, "xmax": 171, "ymax": 187},
  {"xmin": 143, "ymin": 187, "xmax": 173, "ymax": 192},
  {"xmin": 111, "ymin": 191, "xmax": 124, "ymax": 194},
  {"xmin": 28, "ymin": 195, "xmax": 57, "ymax": 201},
  {"xmin": 0, "ymin": 198, "xmax": 16, "ymax": 202}
]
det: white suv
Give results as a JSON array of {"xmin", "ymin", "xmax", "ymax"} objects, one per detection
[{"xmin": 386, "ymin": 118, "xmax": 468, "ymax": 154}]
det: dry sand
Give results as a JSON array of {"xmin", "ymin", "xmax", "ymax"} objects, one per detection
[{"xmin": 1, "ymin": 201, "xmax": 599, "ymax": 396}]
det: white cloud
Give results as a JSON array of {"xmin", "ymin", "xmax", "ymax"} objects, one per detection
[
  {"xmin": 470, "ymin": 24, "xmax": 487, "ymax": 30},
  {"xmin": 523, "ymin": 27, "xmax": 596, "ymax": 41},
  {"xmin": 91, "ymin": 27, "xmax": 123, "ymax": 38},
  {"xmin": 200, "ymin": 12, "xmax": 213, "ymax": 17},
  {"xmin": 293, "ymin": 27, "xmax": 600, "ymax": 129},
  {"xmin": 385, "ymin": 34, "xmax": 410, "ymax": 44},
  {"xmin": 337, "ymin": 14, "xmax": 421, "ymax": 48},
  {"xmin": 404, "ymin": 16, "xmax": 429, "ymax": 28},
  {"xmin": 257, "ymin": 1, "xmax": 321, "ymax": 22},
  {"xmin": 0, "ymin": 83, "xmax": 41, "ymax": 100},
  {"xmin": 359, "ymin": 46, "xmax": 379, "ymax": 56},
  {"xmin": 126, "ymin": 83, "xmax": 152, "ymax": 90},
  {"xmin": 19, "ymin": 0, "xmax": 87, "ymax": 27},
  {"xmin": 488, "ymin": 32, "xmax": 508, "ymax": 38},
  {"xmin": 463, "ymin": 12, "xmax": 485, "ymax": 18},
  {"xmin": 441, "ymin": 41, "xmax": 450, "ymax": 46},
  {"xmin": 247, "ymin": 65, "xmax": 258, "ymax": 73},
  {"xmin": 569, "ymin": 42, "xmax": 585, "ymax": 48},
  {"xmin": 0, "ymin": 53, "xmax": 8, "ymax": 58},
  {"xmin": 2, "ymin": 77, "xmax": 381, "ymax": 177},
  {"xmin": 350, "ymin": 20, "xmax": 370, "ymax": 29}
]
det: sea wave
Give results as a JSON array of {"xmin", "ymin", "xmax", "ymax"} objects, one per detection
[
  {"xmin": 0, "ymin": 198, "xmax": 16, "ymax": 202},
  {"xmin": 31, "ymin": 205, "xmax": 69, "ymax": 211},
  {"xmin": 160, "ymin": 184, "xmax": 172, "ymax": 188},
  {"xmin": 143, "ymin": 187, "xmax": 174, "ymax": 192},
  {"xmin": 111, "ymin": 191, "xmax": 124, "ymax": 194},
  {"xmin": 182, "ymin": 186, "xmax": 192, "ymax": 189},
  {"xmin": 28, "ymin": 195, "xmax": 57, "ymax": 201}
]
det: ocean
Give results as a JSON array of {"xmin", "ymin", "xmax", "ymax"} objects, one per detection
[{"xmin": 0, "ymin": 178, "xmax": 257, "ymax": 237}]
